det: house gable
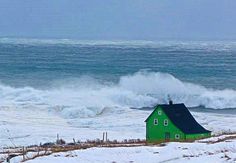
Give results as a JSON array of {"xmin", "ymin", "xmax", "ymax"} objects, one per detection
[{"xmin": 146, "ymin": 106, "xmax": 185, "ymax": 142}]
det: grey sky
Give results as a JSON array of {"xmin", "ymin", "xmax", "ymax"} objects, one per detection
[{"xmin": 0, "ymin": 0, "xmax": 235, "ymax": 40}]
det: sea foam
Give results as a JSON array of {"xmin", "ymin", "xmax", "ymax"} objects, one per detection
[{"xmin": 0, "ymin": 71, "xmax": 236, "ymax": 118}]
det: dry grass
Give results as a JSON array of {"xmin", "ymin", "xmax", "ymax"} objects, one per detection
[
  {"xmin": 2, "ymin": 138, "xmax": 147, "ymax": 162},
  {"xmin": 198, "ymin": 133, "xmax": 236, "ymax": 144},
  {"xmin": 3, "ymin": 132, "xmax": 236, "ymax": 162}
]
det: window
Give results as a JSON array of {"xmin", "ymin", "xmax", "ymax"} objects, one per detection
[
  {"xmin": 164, "ymin": 119, "xmax": 168, "ymax": 126},
  {"xmin": 175, "ymin": 134, "xmax": 180, "ymax": 139},
  {"xmin": 158, "ymin": 110, "xmax": 162, "ymax": 115},
  {"xmin": 154, "ymin": 119, "xmax": 158, "ymax": 125}
]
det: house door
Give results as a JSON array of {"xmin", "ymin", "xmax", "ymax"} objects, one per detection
[{"xmin": 165, "ymin": 132, "xmax": 170, "ymax": 141}]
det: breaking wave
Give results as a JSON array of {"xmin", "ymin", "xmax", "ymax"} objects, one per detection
[{"xmin": 0, "ymin": 71, "xmax": 236, "ymax": 118}]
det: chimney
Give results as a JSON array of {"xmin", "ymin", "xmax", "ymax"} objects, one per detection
[{"xmin": 168, "ymin": 95, "xmax": 173, "ymax": 105}]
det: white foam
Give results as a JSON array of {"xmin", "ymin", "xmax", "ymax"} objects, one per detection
[{"xmin": 0, "ymin": 71, "xmax": 236, "ymax": 119}]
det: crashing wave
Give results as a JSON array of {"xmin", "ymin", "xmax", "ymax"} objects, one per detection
[{"xmin": 0, "ymin": 71, "xmax": 236, "ymax": 118}]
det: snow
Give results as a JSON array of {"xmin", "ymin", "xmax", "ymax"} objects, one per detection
[
  {"xmin": 9, "ymin": 138, "xmax": 236, "ymax": 163},
  {"xmin": 2, "ymin": 94, "xmax": 236, "ymax": 163},
  {"xmin": 1, "ymin": 106, "xmax": 236, "ymax": 147},
  {"xmin": 0, "ymin": 107, "xmax": 146, "ymax": 147},
  {"xmin": 1, "ymin": 106, "xmax": 236, "ymax": 162}
]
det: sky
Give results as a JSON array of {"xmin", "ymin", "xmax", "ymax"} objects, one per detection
[{"xmin": 0, "ymin": 0, "xmax": 235, "ymax": 40}]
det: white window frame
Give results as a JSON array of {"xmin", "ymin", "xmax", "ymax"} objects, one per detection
[
  {"xmin": 164, "ymin": 119, "xmax": 168, "ymax": 126},
  {"xmin": 154, "ymin": 119, "xmax": 158, "ymax": 125},
  {"xmin": 158, "ymin": 110, "xmax": 162, "ymax": 115},
  {"xmin": 175, "ymin": 134, "xmax": 180, "ymax": 139}
]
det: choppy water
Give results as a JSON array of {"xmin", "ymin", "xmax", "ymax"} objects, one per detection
[{"xmin": 0, "ymin": 38, "xmax": 236, "ymax": 119}]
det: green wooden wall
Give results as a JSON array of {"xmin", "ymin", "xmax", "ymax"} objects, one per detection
[
  {"xmin": 185, "ymin": 133, "xmax": 211, "ymax": 140},
  {"xmin": 146, "ymin": 106, "xmax": 185, "ymax": 142},
  {"xmin": 146, "ymin": 106, "xmax": 211, "ymax": 143}
]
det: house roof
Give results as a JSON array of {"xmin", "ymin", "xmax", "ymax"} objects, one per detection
[{"xmin": 145, "ymin": 103, "xmax": 211, "ymax": 134}]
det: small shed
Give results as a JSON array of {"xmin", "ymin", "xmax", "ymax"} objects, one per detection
[{"xmin": 145, "ymin": 103, "xmax": 211, "ymax": 143}]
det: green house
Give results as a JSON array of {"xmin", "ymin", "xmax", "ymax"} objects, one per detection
[{"xmin": 145, "ymin": 103, "xmax": 211, "ymax": 143}]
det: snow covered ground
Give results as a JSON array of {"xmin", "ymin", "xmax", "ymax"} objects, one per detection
[
  {"xmin": 8, "ymin": 136, "xmax": 236, "ymax": 163},
  {"xmin": 1, "ymin": 105, "xmax": 236, "ymax": 147},
  {"xmin": 1, "ymin": 102, "xmax": 236, "ymax": 163},
  {"xmin": 0, "ymin": 106, "xmax": 146, "ymax": 147}
]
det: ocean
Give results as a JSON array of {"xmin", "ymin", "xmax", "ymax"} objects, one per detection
[
  {"xmin": 1, "ymin": 40, "xmax": 236, "ymax": 90},
  {"xmin": 0, "ymin": 38, "xmax": 236, "ymax": 145}
]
